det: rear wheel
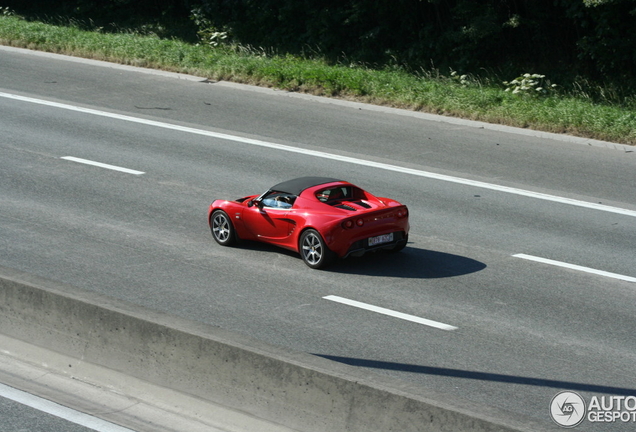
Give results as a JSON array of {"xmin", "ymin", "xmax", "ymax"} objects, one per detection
[
  {"xmin": 210, "ymin": 210, "xmax": 237, "ymax": 246},
  {"xmin": 299, "ymin": 229, "xmax": 334, "ymax": 269}
]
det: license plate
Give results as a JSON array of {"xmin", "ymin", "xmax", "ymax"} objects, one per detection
[{"xmin": 368, "ymin": 233, "xmax": 393, "ymax": 246}]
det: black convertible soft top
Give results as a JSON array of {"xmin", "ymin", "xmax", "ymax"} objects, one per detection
[{"xmin": 270, "ymin": 177, "xmax": 342, "ymax": 195}]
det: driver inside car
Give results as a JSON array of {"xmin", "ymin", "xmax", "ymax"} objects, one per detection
[{"xmin": 262, "ymin": 193, "xmax": 294, "ymax": 209}]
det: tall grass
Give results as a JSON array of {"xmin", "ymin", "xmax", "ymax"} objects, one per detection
[{"xmin": 1, "ymin": 14, "xmax": 634, "ymax": 145}]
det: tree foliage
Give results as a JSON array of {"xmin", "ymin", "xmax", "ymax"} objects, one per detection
[
  {"xmin": 190, "ymin": 0, "xmax": 636, "ymax": 81},
  {"xmin": 4, "ymin": 0, "xmax": 636, "ymax": 83},
  {"xmin": 2, "ymin": 0, "xmax": 195, "ymax": 39}
]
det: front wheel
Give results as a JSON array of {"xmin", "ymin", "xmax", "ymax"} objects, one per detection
[
  {"xmin": 210, "ymin": 210, "xmax": 237, "ymax": 246},
  {"xmin": 299, "ymin": 229, "xmax": 334, "ymax": 269}
]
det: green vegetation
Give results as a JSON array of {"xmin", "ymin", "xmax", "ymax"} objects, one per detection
[{"xmin": 1, "ymin": 12, "xmax": 635, "ymax": 145}]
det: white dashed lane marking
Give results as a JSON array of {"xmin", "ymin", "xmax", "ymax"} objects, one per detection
[
  {"xmin": 514, "ymin": 254, "xmax": 636, "ymax": 283},
  {"xmin": 61, "ymin": 156, "xmax": 145, "ymax": 175},
  {"xmin": 323, "ymin": 295, "xmax": 458, "ymax": 331}
]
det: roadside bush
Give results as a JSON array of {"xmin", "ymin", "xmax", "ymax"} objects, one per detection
[{"xmin": 504, "ymin": 74, "xmax": 557, "ymax": 97}]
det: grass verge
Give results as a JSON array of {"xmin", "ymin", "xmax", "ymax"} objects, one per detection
[{"xmin": 1, "ymin": 14, "xmax": 635, "ymax": 145}]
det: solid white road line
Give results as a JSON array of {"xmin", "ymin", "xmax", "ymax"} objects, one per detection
[
  {"xmin": 323, "ymin": 295, "xmax": 458, "ymax": 331},
  {"xmin": 3, "ymin": 91, "xmax": 636, "ymax": 218},
  {"xmin": 513, "ymin": 254, "xmax": 636, "ymax": 283},
  {"xmin": 61, "ymin": 156, "xmax": 145, "ymax": 175},
  {"xmin": 0, "ymin": 382, "xmax": 135, "ymax": 432}
]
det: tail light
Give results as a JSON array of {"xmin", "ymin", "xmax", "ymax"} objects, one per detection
[{"xmin": 342, "ymin": 218, "xmax": 365, "ymax": 229}]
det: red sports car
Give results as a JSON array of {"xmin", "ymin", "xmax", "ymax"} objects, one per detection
[{"xmin": 208, "ymin": 177, "xmax": 409, "ymax": 269}]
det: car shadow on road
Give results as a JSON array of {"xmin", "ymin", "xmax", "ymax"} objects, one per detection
[
  {"xmin": 328, "ymin": 245, "xmax": 487, "ymax": 279},
  {"xmin": 314, "ymin": 355, "xmax": 636, "ymax": 396},
  {"xmin": 233, "ymin": 241, "xmax": 486, "ymax": 278}
]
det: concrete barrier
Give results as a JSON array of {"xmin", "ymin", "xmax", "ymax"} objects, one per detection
[{"xmin": 0, "ymin": 265, "xmax": 548, "ymax": 431}]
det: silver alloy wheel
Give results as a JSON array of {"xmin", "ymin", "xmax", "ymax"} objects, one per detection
[
  {"xmin": 301, "ymin": 231, "xmax": 323, "ymax": 266},
  {"xmin": 212, "ymin": 212, "xmax": 231, "ymax": 243}
]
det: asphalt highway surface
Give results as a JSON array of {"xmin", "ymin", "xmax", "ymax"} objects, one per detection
[{"xmin": 1, "ymin": 46, "xmax": 635, "ymax": 431}]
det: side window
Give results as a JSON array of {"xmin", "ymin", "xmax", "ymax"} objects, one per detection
[
  {"xmin": 262, "ymin": 192, "xmax": 296, "ymax": 208},
  {"xmin": 316, "ymin": 187, "xmax": 350, "ymax": 202}
]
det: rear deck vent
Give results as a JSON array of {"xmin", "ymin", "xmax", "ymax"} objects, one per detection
[
  {"xmin": 335, "ymin": 204, "xmax": 357, "ymax": 211},
  {"xmin": 353, "ymin": 200, "xmax": 371, "ymax": 209}
]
